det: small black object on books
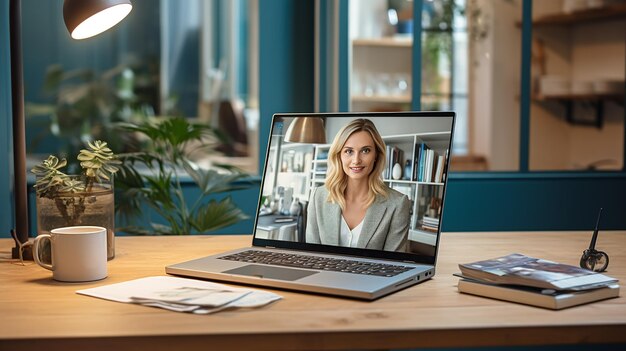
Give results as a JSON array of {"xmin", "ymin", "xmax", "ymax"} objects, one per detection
[
  {"xmin": 580, "ymin": 207, "xmax": 609, "ymax": 272},
  {"xmin": 455, "ymin": 253, "xmax": 620, "ymax": 309}
]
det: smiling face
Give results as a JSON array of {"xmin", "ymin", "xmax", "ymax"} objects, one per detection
[{"xmin": 340, "ymin": 131, "xmax": 377, "ymax": 181}]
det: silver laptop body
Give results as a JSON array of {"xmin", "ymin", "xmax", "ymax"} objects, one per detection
[{"xmin": 167, "ymin": 111, "xmax": 455, "ymax": 300}]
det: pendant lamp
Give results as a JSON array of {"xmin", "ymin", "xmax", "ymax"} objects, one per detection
[{"xmin": 284, "ymin": 117, "xmax": 327, "ymax": 144}]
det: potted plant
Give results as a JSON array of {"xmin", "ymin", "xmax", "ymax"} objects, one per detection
[{"xmin": 31, "ymin": 140, "xmax": 121, "ymax": 259}]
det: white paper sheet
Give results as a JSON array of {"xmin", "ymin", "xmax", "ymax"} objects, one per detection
[{"xmin": 76, "ymin": 276, "xmax": 282, "ymax": 314}]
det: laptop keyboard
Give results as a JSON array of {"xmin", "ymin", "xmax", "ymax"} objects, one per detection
[{"xmin": 218, "ymin": 250, "xmax": 413, "ymax": 277}]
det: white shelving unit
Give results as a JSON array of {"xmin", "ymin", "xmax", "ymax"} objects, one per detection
[
  {"xmin": 309, "ymin": 144, "xmax": 331, "ymax": 191},
  {"xmin": 263, "ymin": 137, "xmax": 314, "ymax": 202},
  {"xmin": 351, "ymin": 37, "xmax": 413, "ymax": 111},
  {"xmin": 276, "ymin": 143, "xmax": 314, "ymax": 201}
]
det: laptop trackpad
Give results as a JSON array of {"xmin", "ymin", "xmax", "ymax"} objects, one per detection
[{"xmin": 223, "ymin": 265, "xmax": 317, "ymax": 281}]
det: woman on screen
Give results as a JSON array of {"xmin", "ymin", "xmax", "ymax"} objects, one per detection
[{"xmin": 306, "ymin": 118, "xmax": 410, "ymax": 252}]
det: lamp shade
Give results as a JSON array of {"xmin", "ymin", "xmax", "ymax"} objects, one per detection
[
  {"xmin": 284, "ymin": 117, "xmax": 326, "ymax": 144},
  {"xmin": 64, "ymin": 0, "xmax": 133, "ymax": 40}
]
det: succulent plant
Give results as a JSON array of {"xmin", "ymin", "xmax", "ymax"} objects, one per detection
[
  {"xmin": 32, "ymin": 141, "xmax": 120, "ymax": 196},
  {"xmin": 31, "ymin": 141, "xmax": 120, "ymax": 225},
  {"xmin": 31, "ymin": 155, "xmax": 69, "ymax": 198},
  {"xmin": 59, "ymin": 178, "xmax": 86, "ymax": 193},
  {"xmin": 78, "ymin": 140, "xmax": 121, "ymax": 182}
]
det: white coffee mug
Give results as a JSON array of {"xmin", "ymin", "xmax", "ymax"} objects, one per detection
[{"xmin": 33, "ymin": 226, "xmax": 108, "ymax": 282}]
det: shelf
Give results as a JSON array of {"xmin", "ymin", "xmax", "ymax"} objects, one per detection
[
  {"xmin": 384, "ymin": 179, "xmax": 444, "ymax": 186},
  {"xmin": 409, "ymin": 229, "xmax": 437, "ymax": 246},
  {"xmin": 352, "ymin": 37, "xmax": 412, "ymax": 48},
  {"xmin": 281, "ymin": 143, "xmax": 313, "ymax": 150},
  {"xmin": 278, "ymin": 172, "xmax": 307, "ymax": 176},
  {"xmin": 533, "ymin": 3, "xmax": 626, "ymax": 26},
  {"xmin": 385, "ymin": 131, "xmax": 452, "ymax": 141},
  {"xmin": 418, "ymin": 181, "xmax": 445, "ymax": 186},
  {"xmin": 384, "ymin": 179, "xmax": 414, "ymax": 184},
  {"xmin": 352, "ymin": 94, "xmax": 412, "ymax": 104},
  {"xmin": 533, "ymin": 93, "xmax": 624, "ymax": 128},
  {"xmin": 534, "ymin": 93, "xmax": 623, "ymax": 102}
]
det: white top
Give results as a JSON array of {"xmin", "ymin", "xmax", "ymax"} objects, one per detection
[{"xmin": 339, "ymin": 216, "xmax": 364, "ymax": 248}]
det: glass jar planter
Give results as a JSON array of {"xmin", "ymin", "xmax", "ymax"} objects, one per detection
[{"xmin": 35, "ymin": 175, "xmax": 115, "ymax": 260}]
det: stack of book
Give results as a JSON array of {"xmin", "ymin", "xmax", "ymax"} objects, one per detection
[
  {"xmin": 420, "ymin": 216, "xmax": 439, "ymax": 233},
  {"xmin": 412, "ymin": 143, "xmax": 447, "ymax": 183},
  {"xmin": 456, "ymin": 253, "xmax": 620, "ymax": 310}
]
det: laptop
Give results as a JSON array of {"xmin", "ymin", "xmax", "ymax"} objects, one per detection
[{"xmin": 166, "ymin": 111, "xmax": 455, "ymax": 300}]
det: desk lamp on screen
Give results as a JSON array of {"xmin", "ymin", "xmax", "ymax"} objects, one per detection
[{"xmin": 10, "ymin": 0, "xmax": 133, "ymax": 259}]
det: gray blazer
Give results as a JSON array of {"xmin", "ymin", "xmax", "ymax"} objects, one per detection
[{"xmin": 305, "ymin": 186, "xmax": 410, "ymax": 252}]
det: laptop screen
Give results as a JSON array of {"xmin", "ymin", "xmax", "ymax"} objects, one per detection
[{"xmin": 252, "ymin": 112, "xmax": 455, "ymax": 264}]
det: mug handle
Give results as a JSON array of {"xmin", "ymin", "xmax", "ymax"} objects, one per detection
[{"xmin": 33, "ymin": 234, "xmax": 53, "ymax": 271}]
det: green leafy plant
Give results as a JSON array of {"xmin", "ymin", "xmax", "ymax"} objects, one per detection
[
  {"xmin": 115, "ymin": 117, "xmax": 253, "ymax": 235},
  {"xmin": 31, "ymin": 141, "xmax": 121, "ymax": 225}
]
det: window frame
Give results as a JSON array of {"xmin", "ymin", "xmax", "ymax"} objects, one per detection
[{"xmin": 313, "ymin": 0, "xmax": 626, "ymax": 230}]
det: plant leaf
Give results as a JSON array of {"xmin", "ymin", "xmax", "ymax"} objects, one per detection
[
  {"xmin": 181, "ymin": 162, "xmax": 249, "ymax": 195},
  {"xmin": 191, "ymin": 197, "xmax": 249, "ymax": 233}
]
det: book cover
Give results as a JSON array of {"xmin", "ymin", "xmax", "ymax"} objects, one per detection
[
  {"xmin": 420, "ymin": 226, "xmax": 438, "ymax": 233},
  {"xmin": 423, "ymin": 150, "xmax": 431, "ymax": 182},
  {"xmin": 459, "ymin": 253, "xmax": 618, "ymax": 291},
  {"xmin": 422, "ymin": 216, "xmax": 439, "ymax": 225},
  {"xmin": 426, "ymin": 150, "xmax": 436, "ymax": 183},
  {"xmin": 383, "ymin": 145, "xmax": 393, "ymax": 179},
  {"xmin": 421, "ymin": 149, "xmax": 429, "ymax": 182},
  {"xmin": 442, "ymin": 149, "xmax": 449, "ymax": 182},
  {"xmin": 434, "ymin": 155, "xmax": 445, "ymax": 183},
  {"xmin": 409, "ymin": 143, "xmax": 419, "ymax": 181},
  {"xmin": 412, "ymin": 143, "xmax": 422, "ymax": 181},
  {"xmin": 417, "ymin": 144, "xmax": 427, "ymax": 181},
  {"xmin": 457, "ymin": 278, "xmax": 620, "ymax": 310}
]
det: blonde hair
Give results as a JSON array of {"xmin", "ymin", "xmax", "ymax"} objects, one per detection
[{"xmin": 325, "ymin": 118, "xmax": 388, "ymax": 209}]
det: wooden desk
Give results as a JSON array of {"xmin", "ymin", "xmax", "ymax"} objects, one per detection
[{"xmin": 1, "ymin": 232, "xmax": 625, "ymax": 351}]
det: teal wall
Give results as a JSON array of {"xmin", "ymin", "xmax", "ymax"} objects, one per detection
[
  {"xmin": 1, "ymin": 0, "xmax": 14, "ymax": 235},
  {"xmin": 161, "ymin": 0, "xmax": 199, "ymax": 118},
  {"xmin": 258, "ymin": 0, "xmax": 314, "ymax": 170},
  {"xmin": 442, "ymin": 173, "xmax": 626, "ymax": 232}
]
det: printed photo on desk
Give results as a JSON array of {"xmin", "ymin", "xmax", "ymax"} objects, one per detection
[{"xmin": 258, "ymin": 115, "xmax": 453, "ymax": 258}]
